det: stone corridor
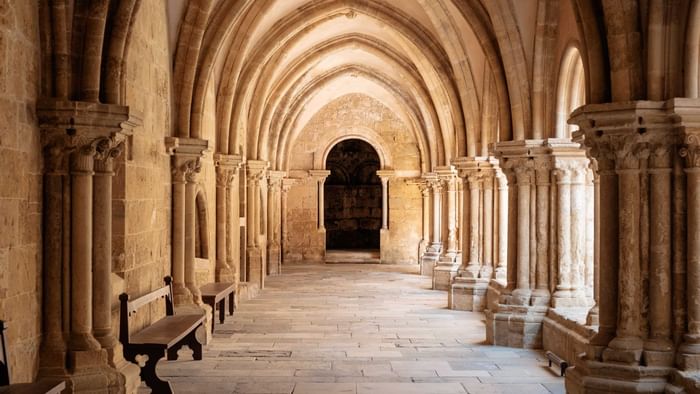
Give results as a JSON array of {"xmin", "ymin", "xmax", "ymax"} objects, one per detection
[{"xmin": 153, "ymin": 264, "xmax": 565, "ymax": 394}]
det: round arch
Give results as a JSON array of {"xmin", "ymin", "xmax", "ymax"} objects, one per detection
[
  {"xmin": 314, "ymin": 130, "xmax": 394, "ymax": 171},
  {"xmin": 555, "ymin": 44, "xmax": 586, "ymax": 138}
]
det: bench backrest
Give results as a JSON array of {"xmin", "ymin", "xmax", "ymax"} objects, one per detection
[
  {"xmin": 119, "ymin": 276, "xmax": 175, "ymax": 345},
  {"xmin": 1, "ymin": 320, "xmax": 10, "ymax": 386}
]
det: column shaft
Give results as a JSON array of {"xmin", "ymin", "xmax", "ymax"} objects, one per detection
[
  {"xmin": 381, "ymin": 178, "xmax": 389, "ymax": 230},
  {"xmin": 513, "ymin": 167, "xmax": 531, "ymax": 303},
  {"xmin": 495, "ymin": 174, "xmax": 508, "ymax": 281},
  {"xmin": 172, "ymin": 177, "xmax": 189, "ymax": 301},
  {"xmin": 533, "ymin": 165, "xmax": 550, "ymax": 303},
  {"xmin": 185, "ymin": 179, "xmax": 200, "ymax": 302},
  {"xmin": 481, "ymin": 177, "xmax": 494, "ymax": 279},
  {"xmin": 69, "ymin": 149, "xmax": 100, "ymax": 351},
  {"xmin": 554, "ymin": 170, "xmax": 573, "ymax": 300}
]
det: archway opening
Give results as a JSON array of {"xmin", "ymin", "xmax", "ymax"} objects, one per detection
[{"xmin": 324, "ymin": 139, "xmax": 382, "ymax": 251}]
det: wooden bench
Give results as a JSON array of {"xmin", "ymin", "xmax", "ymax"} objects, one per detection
[
  {"xmin": 545, "ymin": 350, "xmax": 568, "ymax": 377},
  {"xmin": 200, "ymin": 282, "xmax": 236, "ymax": 333},
  {"xmin": 119, "ymin": 276, "xmax": 204, "ymax": 393},
  {"xmin": 0, "ymin": 321, "xmax": 65, "ymax": 394}
]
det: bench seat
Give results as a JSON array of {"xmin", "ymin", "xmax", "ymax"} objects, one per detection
[{"xmin": 130, "ymin": 314, "xmax": 204, "ymax": 347}]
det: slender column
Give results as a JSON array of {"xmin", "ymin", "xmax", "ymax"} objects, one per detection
[
  {"xmin": 532, "ymin": 159, "xmax": 550, "ymax": 304},
  {"xmin": 679, "ymin": 134, "xmax": 700, "ymax": 369},
  {"xmin": 215, "ymin": 156, "xmax": 240, "ymax": 283},
  {"xmin": 495, "ymin": 171, "xmax": 508, "ymax": 282},
  {"xmin": 570, "ymin": 166, "xmax": 588, "ymax": 300},
  {"xmin": 430, "ymin": 180, "xmax": 443, "ymax": 249},
  {"xmin": 586, "ymin": 161, "xmax": 601, "ymax": 326},
  {"xmin": 246, "ymin": 171, "xmax": 257, "ymax": 249},
  {"xmin": 316, "ymin": 176, "xmax": 327, "ymax": 230},
  {"xmin": 92, "ymin": 138, "xmax": 123, "ymax": 352},
  {"xmin": 480, "ymin": 175, "xmax": 494, "ymax": 279},
  {"xmin": 604, "ymin": 139, "xmax": 645, "ymax": 363},
  {"xmin": 185, "ymin": 170, "xmax": 201, "ymax": 303},
  {"xmin": 553, "ymin": 166, "xmax": 573, "ymax": 303},
  {"xmin": 281, "ymin": 180, "xmax": 293, "ymax": 262},
  {"xmin": 254, "ymin": 174, "xmax": 263, "ymax": 247},
  {"xmin": 380, "ymin": 176, "xmax": 389, "ymax": 230},
  {"xmin": 69, "ymin": 143, "xmax": 101, "ymax": 351},
  {"xmin": 226, "ymin": 167, "xmax": 240, "ymax": 283},
  {"xmin": 172, "ymin": 166, "xmax": 190, "ymax": 302},
  {"xmin": 585, "ymin": 168, "xmax": 595, "ymax": 300},
  {"xmin": 445, "ymin": 176, "xmax": 458, "ymax": 254},
  {"xmin": 644, "ymin": 144, "xmax": 674, "ymax": 358},
  {"xmin": 420, "ymin": 184, "xmax": 431, "ymax": 248},
  {"xmin": 40, "ymin": 142, "xmax": 68, "ymax": 368},
  {"xmin": 464, "ymin": 175, "xmax": 481, "ymax": 277},
  {"xmin": 512, "ymin": 164, "xmax": 532, "ymax": 304}
]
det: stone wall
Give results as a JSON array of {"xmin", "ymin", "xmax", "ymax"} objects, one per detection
[
  {"xmin": 0, "ymin": 0, "xmax": 42, "ymax": 382},
  {"xmin": 114, "ymin": 0, "xmax": 174, "ymax": 333},
  {"xmin": 286, "ymin": 94, "xmax": 422, "ymax": 264}
]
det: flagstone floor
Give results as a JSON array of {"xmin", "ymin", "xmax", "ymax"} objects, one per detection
[{"xmin": 147, "ymin": 263, "xmax": 565, "ymax": 394}]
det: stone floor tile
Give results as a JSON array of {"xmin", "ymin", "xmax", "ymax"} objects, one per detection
[{"xmin": 145, "ymin": 264, "xmax": 561, "ymax": 393}]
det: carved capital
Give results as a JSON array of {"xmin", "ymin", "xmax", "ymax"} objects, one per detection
[
  {"xmin": 216, "ymin": 167, "xmax": 236, "ymax": 187},
  {"xmin": 680, "ymin": 133, "xmax": 700, "ymax": 168},
  {"xmin": 94, "ymin": 135, "xmax": 126, "ymax": 173},
  {"xmin": 173, "ymin": 158, "xmax": 201, "ymax": 184}
]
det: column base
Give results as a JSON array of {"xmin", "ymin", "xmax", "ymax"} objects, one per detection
[
  {"xmin": 64, "ymin": 348, "xmax": 128, "ymax": 393},
  {"xmin": 247, "ymin": 247, "xmax": 264, "ymax": 288},
  {"xmin": 485, "ymin": 304, "xmax": 548, "ymax": 348},
  {"xmin": 173, "ymin": 282, "xmax": 194, "ymax": 305},
  {"xmin": 217, "ymin": 266, "xmax": 236, "ymax": 283},
  {"xmin": 603, "ymin": 336, "xmax": 644, "ymax": 364},
  {"xmin": 530, "ymin": 288, "xmax": 551, "ymax": 307},
  {"xmin": 676, "ymin": 340, "xmax": 700, "ymax": 370},
  {"xmin": 267, "ymin": 245, "xmax": 281, "ymax": 276},
  {"xmin": 669, "ymin": 370, "xmax": 700, "ymax": 393},
  {"xmin": 175, "ymin": 303, "xmax": 213, "ymax": 345},
  {"xmin": 433, "ymin": 259, "xmax": 459, "ymax": 291},
  {"xmin": 420, "ymin": 251, "xmax": 439, "ymax": 276},
  {"xmin": 565, "ymin": 359, "xmax": 673, "ymax": 394},
  {"xmin": 551, "ymin": 293, "xmax": 592, "ymax": 308},
  {"xmin": 449, "ymin": 277, "xmax": 488, "ymax": 311}
]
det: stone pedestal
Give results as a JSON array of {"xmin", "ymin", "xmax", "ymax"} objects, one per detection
[
  {"xmin": 485, "ymin": 305, "xmax": 547, "ymax": 349},
  {"xmin": 449, "ymin": 277, "xmax": 488, "ymax": 311}
]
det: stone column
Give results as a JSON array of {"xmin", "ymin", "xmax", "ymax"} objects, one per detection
[
  {"xmin": 495, "ymin": 170, "xmax": 508, "ymax": 282},
  {"xmin": 603, "ymin": 137, "xmax": 645, "ymax": 364},
  {"xmin": 185, "ymin": 165, "xmax": 201, "ymax": 303},
  {"xmin": 433, "ymin": 166, "xmax": 458, "ymax": 290},
  {"xmin": 166, "ymin": 137, "xmax": 208, "ymax": 305},
  {"xmin": 679, "ymin": 132, "xmax": 700, "ymax": 370},
  {"xmin": 586, "ymin": 160, "xmax": 601, "ymax": 326},
  {"xmin": 280, "ymin": 179, "xmax": 294, "ymax": 263},
  {"xmin": 463, "ymin": 174, "xmax": 482, "ymax": 278},
  {"xmin": 309, "ymin": 170, "xmax": 331, "ymax": 231},
  {"xmin": 431, "ymin": 179, "xmax": 443, "ymax": 251},
  {"xmin": 214, "ymin": 154, "xmax": 242, "ymax": 283},
  {"xmin": 246, "ymin": 161, "xmax": 268, "ymax": 289},
  {"xmin": 418, "ymin": 181, "xmax": 431, "ymax": 271},
  {"xmin": 532, "ymin": 158, "xmax": 550, "ymax": 305},
  {"xmin": 39, "ymin": 138, "xmax": 69, "ymax": 373},
  {"xmin": 377, "ymin": 170, "xmax": 395, "ymax": 230},
  {"xmin": 644, "ymin": 143, "xmax": 674, "ymax": 364},
  {"xmin": 570, "ymin": 166, "xmax": 588, "ymax": 301},
  {"xmin": 267, "ymin": 171, "xmax": 286, "ymax": 275},
  {"xmin": 481, "ymin": 175, "xmax": 494, "ymax": 279},
  {"xmin": 512, "ymin": 162, "xmax": 533, "ymax": 305},
  {"xmin": 92, "ymin": 137, "xmax": 123, "ymax": 356},
  {"xmin": 69, "ymin": 142, "xmax": 101, "ymax": 351}
]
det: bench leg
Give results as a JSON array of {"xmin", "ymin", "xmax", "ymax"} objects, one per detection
[
  {"xmin": 168, "ymin": 325, "xmax": 203, "ymax": 361},
  {"xmin": 229, "ymin": 292, "xmax": 234, "ymax": 315},
  {"xmin": 219, "ymin": 299, "xmax": 225, "ymax": 325},
  {"xmin": 141, "ymin": 349, "xmax": 173, "ymax": 394}
]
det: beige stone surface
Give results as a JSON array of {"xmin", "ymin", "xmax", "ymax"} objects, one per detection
[
  {"xmin": 0, "ymin": 0, "xmax": 42, "ymax": 383},
  {"xmin": 143, "ymin": 264, "xmax": 562, "ymax": 393}
]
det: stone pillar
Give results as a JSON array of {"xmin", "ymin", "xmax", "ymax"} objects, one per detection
[
  {"xmin": 246, "ymin": 160, "xmax": 268, "ymax": 290},
  {"xmin": 495, "ymin": 170, "xmax": 508, "ymax": 282},
  {"xmin": 69, "ymin": 143, "xmax": 101, "ymax": 352},
  {"xmin": 679, "ymin": 131, "xmax": 700, "ymax": 371},
  {"xmin": 512, "ymin": 162, "xmax": 533, "ymax": 305},
  {"xmin": 380, "ymin": 176, "xmax": 389, "ymax": 230},
  {"xmin": 166, "ymin": 137, "xmax": 208, "ymax": 305},
  {"xmin": 419, "ymin": 173, "xmax": 441, "ymax": 274},
  {"xmin": 38, "ymin": 100, "xmax": 142, "ymax": 392},
  {"xmin": 481, "ymin": 176, "xmax": 494, "ymax": 279},
  {"xmin": 462, "ymin": 174, "xmax": 482, "ymax": 278},
  {"xmin": 185, "ymin": 169, "xmax": 201, "ymax": 303},
  {"xmin": 280, "ymin": 179, "xmax": 294, "ymax": 264},
  {"xmin": 376, "ymin": 170, "xmax": 395, "ymax": 264},
  {"xmin": 214, "ymin": 154, "xmax": 242, "ymax": 283},
  {"xmin": 267, "ymin": 171, "xmax": 286, "ymax": 275},
  {"xmin": 531, "ymin": 158, "xmax": 550, "ymax": 306},
  {"xmin": 433, "ymin": 166, "xmax": 459, "ymax": 290},
  {"xmin": 92, "ymin": 138, "xmax": 122, "ymax": 355},
  {"xmin": 418, "ymin": 181, "xmax": 431, "ymax": 274}
]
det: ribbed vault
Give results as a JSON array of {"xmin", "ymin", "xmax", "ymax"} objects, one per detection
[{"xmin": 171, "ymin": 0, "xmax": 536, "ymax": 171}]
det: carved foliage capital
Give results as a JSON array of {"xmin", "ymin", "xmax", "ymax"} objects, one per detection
[
  {"xmin": 216, "ymin": 167, "xmax": 237, "ymax": 187},
  {"xmin": 173, "ymin": 158, "xmax": 201, "ymax": 183},
  {"xmin": 680, "ymin": 133, "xmax": 700, "ymax": 168}
]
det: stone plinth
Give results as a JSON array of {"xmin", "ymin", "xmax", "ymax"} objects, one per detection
[
  {"xmin": 485, "ymin": 304, "xmax": 548, "ymax": 349},
  {"xmin": 565, "ymin": 360, "xmax": 673, "ymax": 394},
  {"xmin": 449, "ymin": 277, "xmax": 488, "ymax": 311},
  {"xmin": 432, "ymin": 262, "xmax": 459, "ymax": 291}
]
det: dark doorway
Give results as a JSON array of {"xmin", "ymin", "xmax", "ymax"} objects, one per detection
[{"xmin": 324, "ymin": 139, "xmax": 382, "ymax": 250}]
